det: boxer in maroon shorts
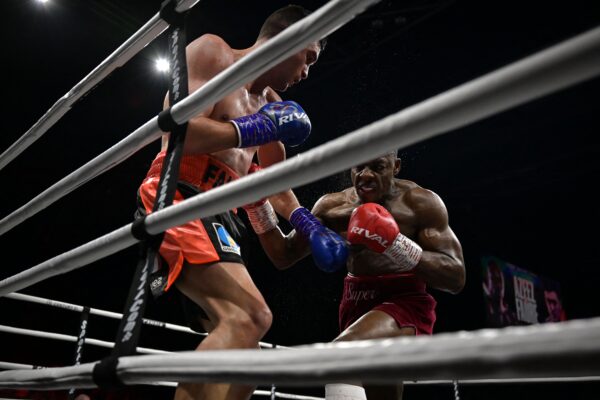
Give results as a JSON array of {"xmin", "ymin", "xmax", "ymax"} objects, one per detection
[{"xmin": 244, "ymin": 151, "xmax": 466, "ymax": 400}]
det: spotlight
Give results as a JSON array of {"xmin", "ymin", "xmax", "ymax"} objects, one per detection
[{"xmin": 155, "ymin": 58, "xmax": 170, "ymax": 73}]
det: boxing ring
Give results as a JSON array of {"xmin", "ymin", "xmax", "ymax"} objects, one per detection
[{"xmin": 1, "ymin": 0, "xmax": 600, "ymax": 396}]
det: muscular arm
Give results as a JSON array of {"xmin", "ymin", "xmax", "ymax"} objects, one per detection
[
  {"xmin": 253, "ymin": 225, "xmax": 311, "ymax": 270},
  {"xmin": 161, "ymin": 34, "xmax": 239, "ymax": 153},
  {"xmin": 409, "ymin": 188, "xmax": 466, "ymax": 294},
  {"xmin": 249, "ymin": 193, "xmax": 340, "ymax": 270},
  {"xmin": 244, "ymin": 86, "xmax": 346, "ymax": 271},
  {"xmin": 257, "ymin": 141, "xmax": 300, "ymax": 219},
  {"xmin": 252, "ymin": 127, "xmax": 310, "ymax": 268}
]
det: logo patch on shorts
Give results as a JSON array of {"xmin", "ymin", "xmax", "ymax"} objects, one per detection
[{"xmin": 212, "ymin": 223, "xmax": 241, "ymax": 255}]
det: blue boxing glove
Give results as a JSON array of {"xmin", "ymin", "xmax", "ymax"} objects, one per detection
[
  {"xmin": 289, "ymin": 207, "xmax": 348, "ymax": 272},
  {"xmin": 231, "ymin": 101, "xmax": 311, "ymax": 148}
]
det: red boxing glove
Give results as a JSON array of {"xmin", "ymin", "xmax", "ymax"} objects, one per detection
[
  {"xmin": 347, "ymin": 203, "xmax": 422, "ymax": 271},
  {"xmin": 347, "ymin": 203, "xmax": 399, "ymax": 252}
]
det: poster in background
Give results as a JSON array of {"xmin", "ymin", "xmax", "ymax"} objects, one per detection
[{"xmin": 481, "ymin": 256, "xmax": 566, "ymax": 327}]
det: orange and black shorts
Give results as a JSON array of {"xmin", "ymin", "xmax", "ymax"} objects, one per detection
[{"xmin": 135, "ymin": 151, "xmax": 247, "ymax": 294}]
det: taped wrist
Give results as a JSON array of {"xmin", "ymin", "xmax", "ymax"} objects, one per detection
[
  {"xmin": 231, "ymin": 114, "xmax": 276, "ymax": 148},
  {"xmin": 383, "ymin": 233, "xmax": 423, "ymax": 271},
  {"xmin": 245, "ymin": 200, "xmax": 278, "ymax": 234}
]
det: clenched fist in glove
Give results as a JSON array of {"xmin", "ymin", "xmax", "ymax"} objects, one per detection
[
  {"xmin": 289, "ymin": 207, "xmax": 348, "ymax": 273},
  {"xmin": 231, "ymin": 101, "xmax": 311, "ymax": 148},
  {"xmin": 347, "ymin": 203, "xmax": 422, "ymax": 272}
]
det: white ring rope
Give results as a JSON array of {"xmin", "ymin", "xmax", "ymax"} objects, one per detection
[
  {"xmin": 2, "ymin": 360, "xmax": 597, "ymax": 386},
  {"xmin": 3, "ymin": 292, "xmax": 287, "ymax": 349},
  {"xmin": 3, "ymin": 317, "xmax": 598, "ymax": 385},
  {"xmin": 1, "ymin": 397, "xmax": 33, "ymax": 400},
  {"xmin": 0, "ymin": 363, "xmax": 322, "ymax": 399},
  {"xmin": 7, "ymin": 357, "xmax": 595, "ymax": 387},
  {"xmin": 0, "ymin": 324, "xmax": 168, "ymax": 355},
  {"xmin": 6, "ymin": 292, "xmax": 199, "ymax": 335},
  {"xmin": 1, "ymin": 25, "xmax": 599, "ymax": 298},
  {"xmin": 0, "ymin": 362, "xmax": 38, "ymax": 371},
  {"xmin": 0, "ymin": 317, "xmax": 598, "ymax": 390},
  {"xmin": 0, "ymin": 0, "xmax": 379, "ymax": 237},
  {"xmin": 0, "ymin": 0, "xmax": 200, "ymax": 171},
  {"xmin": 405, "ymin": 377, "xmax": 600, "ymax": 385}
]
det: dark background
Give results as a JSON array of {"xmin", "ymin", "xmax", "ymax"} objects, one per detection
[{"xmin": 1, "ymin": 0, "xmax": 599, "ymax": 399}]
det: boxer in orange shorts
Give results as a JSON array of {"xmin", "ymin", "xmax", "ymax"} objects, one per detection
[{"xmin": 135, "ymin": 5, "xmax": 349, "ymax": 400}]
